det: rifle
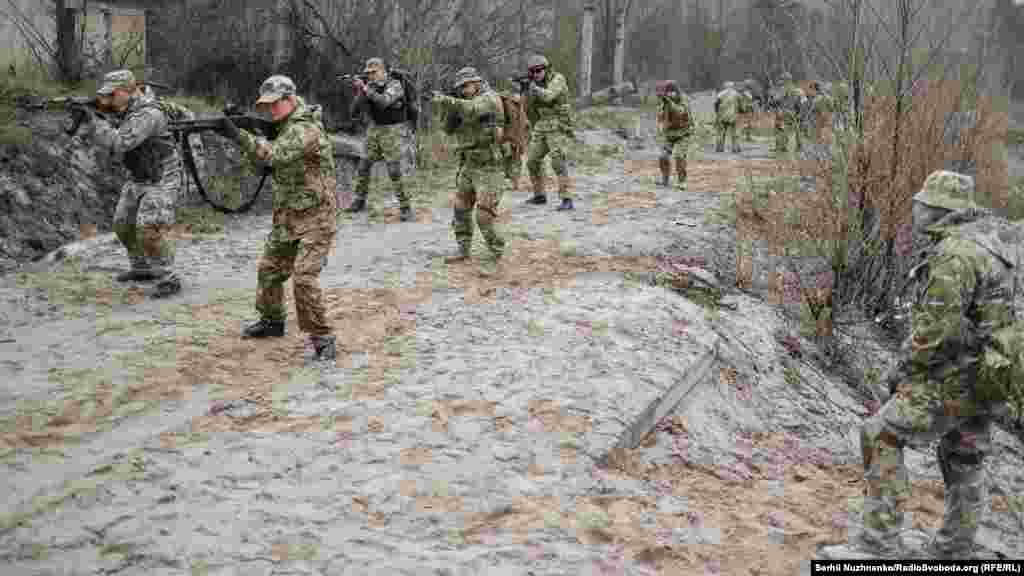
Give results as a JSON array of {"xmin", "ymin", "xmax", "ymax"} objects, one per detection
[
  {"xmin": 168, "ymin": 105, "xmax": 277, "ymax": 214},
  {"xmin": 511, "ymin": 75, "xmax": 532, "ymax": 95},
  {"xmin": 16, "ymin": 95, "xmax": 107, "ymax": 136},
  {"xmin": 338, "ymin": 73, "xmax": 369, "ymax": 91}
]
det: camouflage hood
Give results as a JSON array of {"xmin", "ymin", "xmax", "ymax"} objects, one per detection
[
  {"xmin": 281, "ymin": 97, "xmax": 321, "ymax": 126},
  {"xmin": 928, "ymin": 210, "xmax": 1023, "ymax": 269}
]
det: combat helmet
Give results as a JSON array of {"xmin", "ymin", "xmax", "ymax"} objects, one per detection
[
  {"xmin": 527, "ymin": 54, "xmax": 549, "ymax": 71},
  {"xmin": 912, "ymin": 170, "xmax": 977, "ymax": 212},
  {"xmin": 453, "ymin": 67, "xmax": 482, "ymax": 88}
]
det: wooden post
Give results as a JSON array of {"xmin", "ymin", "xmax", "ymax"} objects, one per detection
[{"xmin": 579, "ymin": 1, "xmax": 595, "ymax": 100}]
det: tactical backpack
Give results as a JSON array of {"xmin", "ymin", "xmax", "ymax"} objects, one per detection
[
  {"xmin": 388, "ymin": 68, "xmax": 420, "ymax": 129},
  {"xmin": 663, "ymin": 97, "xmax": 690, "ymax": 130},
  {"xmin": 497, "ymin": 93, "xmax": 529, "ymax": 155}
]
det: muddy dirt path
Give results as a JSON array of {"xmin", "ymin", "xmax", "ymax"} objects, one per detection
[{"xmin": 1, "ymin": 110, "xmax": 1020, "ymax": 575}]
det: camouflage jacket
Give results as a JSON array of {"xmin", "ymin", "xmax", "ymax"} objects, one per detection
[
  {"xmin": 238, "ymin": 97, "xmax": 337, "ymax": 236},
  {"xmin": 738, "ymin": 90, "xmax": 755, "ymax": 114},
  {"xmin": 777, "ymin": 83, "xmax": 806, "ymax": 118},
  {"xmin": 657, "ymin": 93, "xmax": 691, "ymax": 139},
  {"xmin": 899, "ymin": 211, "xmax": 1023, "ymax": 408},
  {"xmin": 93, "ymin": 86, "xmax": 181, "ymax": 184},
  {"xmin": 526, "ymin": 71, "xmax": 572, "ymax": 133},
  {"xmin": 812, "ymin": 93, "xmax": 834, "ymax": 115},
  {"xmin": 714, "ymin": 88, "xmax": 741, "ymax": 123},
  {"xmin": 355, "ymin": 77, "xmax": 406, "ymax": 126},
  {"xmin": 433, "ymin": 88, "xmax": 505, "ymax": 165}
]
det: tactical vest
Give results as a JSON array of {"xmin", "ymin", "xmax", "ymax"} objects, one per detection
[
  {"xmin": 366, "ymin": 80, "xmax": 407, "ymax": 126},
  {"xmin": 531, "ymin": 72, "xmax": 572, "ymax": 128},
  {"xmin": 122, "ymin": 100, "xmax": 177, "ymax": 183},
  {"xmin": 660, "ymin": 96, "xmax": 689, "ymax": 130}
]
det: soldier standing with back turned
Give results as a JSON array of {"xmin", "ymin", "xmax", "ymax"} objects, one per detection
[
  {"xmin": 655, "ymin": 80, "xmax": 691, "ymax": 191},
  {"xmin": 429, "ymin": 67, "xmax": 508, "ymax": 263},
  {"xmin": 346, "ymin": 57, "xmax": 413, "ymax": 221},
  {"xmin": 523, "ymin": 54, "xmax": 576, "ymax": 211},
  {"xmin": 714, "ymin": 81, "xmax": 742, "ymax": 154}
]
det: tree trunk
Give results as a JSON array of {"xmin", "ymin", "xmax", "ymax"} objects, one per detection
[
  {"xmin": 612, "ymin": 7, "xmax": 625, "ymax": 103},
  {"xmin": 579, "ymin": 1, "xmax": 595, "ymax": 99},
  {"xmin": 55, "ymin": 0, "xmax": 81, "ymax": 82}
]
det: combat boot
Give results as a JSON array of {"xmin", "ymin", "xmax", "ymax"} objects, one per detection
[
  {"xmin": 149, "ymin": 275, "xmax": 182, "ymax": 299},
  {"xmin": 399, "ymin": 206, "xmax": 413, "ymax": 222},
  {"xmin": 657, "ymin": 158, "xmax": 671, "ymax": 187},
  {"xmin": 345, "ymin": 196, "xmax": 367, "ymax": 213},
  {"xmin": 525, "ymin": 175, "xmax": 547, "ymax": 205},
  {"xmin": 311, "ymin": 335, "xmax": 337, "ymax": 362},
  {"xmin": 115, "ymin": 268, "xmax": 160, "ymax": 283},
  {"xmin": 556, "ymin": 198, "xmax": 574, "ymax": 211},
  {"xmin": 444, "ymin": 249, "xmax": 471, "ymax": 264},
  {"xmin": 242, "ymin": 319, "xmax": 285, "ymax": 338}
]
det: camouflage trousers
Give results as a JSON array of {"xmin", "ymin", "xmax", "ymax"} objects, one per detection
[
  {"xmin": 113, "ymin": 169, "xmax": 181, "ymax": 280},
  {"xmin": 774, "ymin": 112, "xmax": 802, "ymax": 153},
  {"xmin": 453, "ymin": 154, "xmax": 508, "ymax": 257},
  {"xmin": 527, "ymin": 129, "xmax": 573, "ymax": 199},
  {"xmin": 858, "ymin": 381, "xmax": 993, "ymax": 558},
  {"xmin": 658, "ymin": 135, "xmax": 688, "ymax": 187},
  {"xmin": 255, "ymin": 223, "xmax": 337, "ymax": 336},
  {"xmin": 739, "ymin": 113, "xmax": 754, "ymax": 142},
  {"xmin": 716, "ymin": 120, "xmax": 740, "ymax": 153},
  {"xmin": 354, "ymin": 123, "xmax": 409, "ymax": 209}
]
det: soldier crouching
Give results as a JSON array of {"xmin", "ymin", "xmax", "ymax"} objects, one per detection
[{"xmin": 217, "ymin": 75, "xmax": 339, "ymax": 362}]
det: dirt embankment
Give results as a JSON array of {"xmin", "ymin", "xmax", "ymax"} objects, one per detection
[{"xmin": 0, "ymin": 112, "xmax": 123, "ymax": 273}]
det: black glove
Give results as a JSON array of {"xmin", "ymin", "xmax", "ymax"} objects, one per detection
[{"xmin": 219, "ymin": 117, "xmax": 240, "ymax": 141}]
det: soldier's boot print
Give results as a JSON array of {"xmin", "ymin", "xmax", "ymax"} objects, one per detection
[
  {"xmin": 446, "ymin": 208, "xmax": 473, "ymax": 263},
  {"xmin": 525, "ymin": 175, "xmax": 547, "ymax": 205},
  {"xmin": 311, "ymin": 334, "xmax": 337, "ymax": 362},
  {"xmin": 242, "ymin": 319, "xmax": 286, "ymax": 339},
  {"xmin": 556, "ymin": 175, "xmax": 573, "ymax": 211},
  {"xmin": 658, "ymin": 158, "xmax": 671, "ymax": 187},
  {"xmin": 675, "ymin": 159, "xmax": 687, "ymax": 191}
]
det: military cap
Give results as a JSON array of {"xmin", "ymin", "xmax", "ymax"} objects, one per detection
[
  {"xmin": 255, "ymin": 75, "xmax": 297, "ymax": 105},
  {"xmin": 453, "ymin": 67, "xmax": 482, "ymax": 88},
  {"xmin": 780, "ymin": 71, "xmax": 793, "ymax": 82},
  {"xmin": 912, "ymin": 170, "xmax": 978, "ymax": 212},
  {"xmin": 97, "ymin": 69, "xmax": 136, "ymax": 95},
  {"xmin": 724, "ymin": 81, "xmax": 735, "ymax": 89},
  {"xmin": 527, "ymin": 54, "xmax": 549, "ymax": 71},
  {"xmin": 363, "ymin": 58, "xmax": 385, "ymax": 73}
]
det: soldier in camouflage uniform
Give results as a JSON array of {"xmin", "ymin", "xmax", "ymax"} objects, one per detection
[
  {"xmin": 819, "ymin": 170, "xmax": 1020, "ymax": 560},
  {"xmin": 774, "ymin": 72, "xmax": 805, "ymax": 154},
  {"xmin": 655, "ymin": 80, "xmax": 691, "ymax": 191},
  {"xmin": 83, "ymin": 69, "xmax": 183, "ymax": 298},
  {"xmin": 809, "ymin": 81, "xmax": 835, "ymax": 143},
  {"xmin": 739, "ymin": 79, "xmax": 757, "ymax": 143},
  {"xmin": 714, "ymin": 81, "xmax": 742, "ymax": 154},
  {"xmin": 833, "ymin": 81, "xmax": 850, "ymax": 132},
  {"xmin": 523, "ymin": 54, "xmax": 576, "ymax": 211},
  {"xmin": 430, "ymin": 67, "xmax": 508, "ymax": 262},
  {"xmin": 346, "ymin": 58, "xmax": 413, "ymax": 221},
  {"xmin": 218, "ymin": 76, "xmax": 338, "ymax": 362}
]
